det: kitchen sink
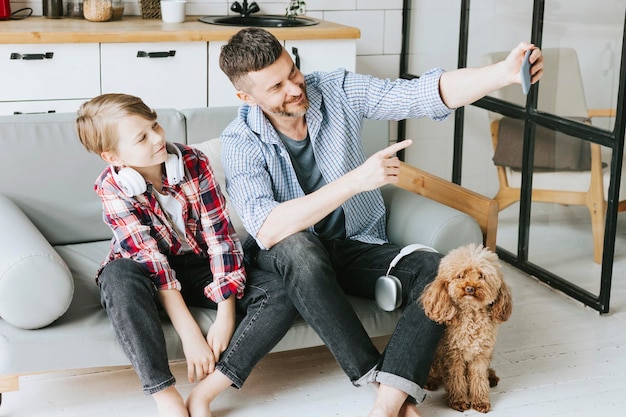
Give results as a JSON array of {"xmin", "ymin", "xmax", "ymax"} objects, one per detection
[{"xmin": 198, "ymin": 15, "xmax": 319, "ymax": 28}]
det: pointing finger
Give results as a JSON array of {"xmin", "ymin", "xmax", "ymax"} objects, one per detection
[{"xmin": 378, "ymin": 139, "xmax": 413, "ymax": 158}]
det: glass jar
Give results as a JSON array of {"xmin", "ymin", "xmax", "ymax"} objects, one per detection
[
  {"xmin": 65, "ymin": 0, "xmax": 83, "ymax": 18},
  {"xmin": 83, "ymin": 0, "xmax": 112, "ymax": 21},
  {"xmin": 110, "ymin": 0, "xmax": 124, "ymax": 20},
  {"xmin": 43, "ymin": 0, "xmax": 64, "ymax": 18}
]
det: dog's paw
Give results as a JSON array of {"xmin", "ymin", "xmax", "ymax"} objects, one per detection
[
  {"xmin": 448, "ymin": 400, "xmax": 471, "ymax": 412},
  {"xmin": 424, "ymin": 376, "xmax": 440, "ymax": 391},
  {"xmin": 473, "ymin": 401, "xmax": 491, "ymax": 413},
  {"xmin": 488, "ymin": 368, "xmax": 500, "ymax": 387}
]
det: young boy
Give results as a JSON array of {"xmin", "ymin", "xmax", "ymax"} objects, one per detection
[{"xmin": 76, "ymin": 93, "xmax": 297, "ymax": 417}]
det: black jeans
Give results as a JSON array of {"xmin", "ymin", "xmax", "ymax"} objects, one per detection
[
  {"xmin": 255, "ymin": 232, "xmax": 444, "ymax": 402},
  {"xmin": 98, "ymin": 254, "xmax": 297, "ymax": 394}
]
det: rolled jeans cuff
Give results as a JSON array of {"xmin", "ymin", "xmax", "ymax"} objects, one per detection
[
  {"xmin": 373, "ymin": 371, "xmax": 426, "ymax": 404},
  {"xmin": 352, "ymin": 364, "xmax": 377, "ymax": 387}
]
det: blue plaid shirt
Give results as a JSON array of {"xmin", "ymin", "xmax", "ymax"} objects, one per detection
[{"xmin": 221, "ymin": 68, "xmax": 451, "ymax": 249}]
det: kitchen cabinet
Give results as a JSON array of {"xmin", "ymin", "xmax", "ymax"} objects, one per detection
[
  {"xmin": 101, "ymin": 42, "xmax": 208, "ymax": 109},
  {"xmin": 208, "ymin": 39, "xmax": 357, "ymax": 108},
  {"xmin": 0, "ymin": 43, "xmax": 100, "ymax": 115},
  {"xmin": 0, "ymin": 18, "xmax": 359, "ymax": 115}
]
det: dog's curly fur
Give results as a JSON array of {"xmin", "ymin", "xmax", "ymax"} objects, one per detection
[{"xmin": 419, "ymin": 243, "xmax": 512, "ymax": 413}]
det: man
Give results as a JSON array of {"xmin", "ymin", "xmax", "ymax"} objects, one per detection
[{"xmin": 219, "ymin": 27, "xmax": 543, "ymax": 417}]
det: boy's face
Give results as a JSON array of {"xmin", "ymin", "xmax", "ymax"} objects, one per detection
[
  {"xmin": 236, "ymin": 49, "xmax": 308, "ymax": 118},
  {"xmin": 101, "ymin": 114, "xmax": 167, "ymax": 171}
]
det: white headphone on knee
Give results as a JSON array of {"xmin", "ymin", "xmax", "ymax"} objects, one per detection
[
  {"xmin": 375, "ymin": 243, "xmax": 438, "ymax": 312},
  {"xmin": 112, "ymin": 144, "xmax": 184, "ymax": 197}
]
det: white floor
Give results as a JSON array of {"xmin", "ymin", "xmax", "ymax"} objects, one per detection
[{"xmin": 4, "ymin": 208, "xmax": 626, "ymax": 416}]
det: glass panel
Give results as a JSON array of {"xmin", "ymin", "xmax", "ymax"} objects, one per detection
[
  {"xmin": 403, "ymin": 1, "xmax": 461, "ymax": 179},
  {"xmin": 525, "ymin": 144, "xmax": 613, "ymax": 293},
  {"xmin": 540, "ymin": 0, "xmax": 624, "ymax": 132},
  {"xmin": 461, "ymin": 1, "xmax": 533, "ymax": 250}
]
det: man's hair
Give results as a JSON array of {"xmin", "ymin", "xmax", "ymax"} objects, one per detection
[
  {"xmin": 76, "ymin": 93, "xmax": 157, "ymax": 155},
  {"xmin": 219, "ymin": 27, "xmax": 284, "ymax": 91}
]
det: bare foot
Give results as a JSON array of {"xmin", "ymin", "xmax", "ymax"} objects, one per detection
[
  {"xmin": 398, "ymin": 401, "xmax": 422, "ymax": 417},
  {"xmin": 153, "ymin": 386, "xmax": 189, "ymax": 417},
  {"xmin": 186, "ymin": 370, "xmax": 232, "ymax": 417},
  {"xmin": 366, "ymin": 384, "xmax": 409, "ymax": 417}
]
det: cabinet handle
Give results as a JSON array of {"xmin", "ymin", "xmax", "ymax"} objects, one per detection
[
  {"xmin": 13, "ymin": 110, "xmax": 57, "ymax": 115},
  {"xmin": 10, "ymin": 52, "xmax": 54, "ymax": 60},
  {"xmin": 291, "ymin": 47, "xmax": 301, "ymax": 70},
  {"xmin": 136, "ymin": 50, "xmax": 177, "ymax": 58}
]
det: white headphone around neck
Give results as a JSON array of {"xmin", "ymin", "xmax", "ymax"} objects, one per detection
[
  {"xmin": 374, "ymin": 243, "xmax": 439, "ymax": 312},
  {"xmin": 112, "ymin": 143, "xmax": 185, "ymax": 197}
]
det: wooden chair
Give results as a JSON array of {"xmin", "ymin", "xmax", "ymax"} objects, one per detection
[{"xmin": 485, "ymin": 48, "xmax": 623, "ymax": 263}]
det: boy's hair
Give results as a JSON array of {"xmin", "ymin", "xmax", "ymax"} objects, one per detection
[
  {"xmin": 76, "ymin": 93, "xmax": 157, "ymax": 155},
  {"xmin": 219, "ymin": 27, "xmax": 284, "ymax": 91}
]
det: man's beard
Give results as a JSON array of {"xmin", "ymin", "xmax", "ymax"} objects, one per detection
[{"xmin": 270, "ymin": 95, "xmax": 309, "ymax": 118}]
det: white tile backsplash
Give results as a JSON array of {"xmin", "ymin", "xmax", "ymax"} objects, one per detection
[
  {"xmin": 357, "ymin": 0, "xmax": 402, "ymax": 10},
  {"xmin": 383, "ymin": 10, "xmax": 402, "ymax": 55},
  {"xmin": 305, "ymin": 0, "xmax": 357, "ymax": 11},
  {"xmin": 324, "ymin": 10, "xmax": 384, "ymax": 56},
  {"xmin": 356, "ymin": 55, "xmax": 399, "ymax": 79}
]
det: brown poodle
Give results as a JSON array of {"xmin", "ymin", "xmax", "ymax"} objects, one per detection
[{"xmin": 419, "ymin": 243, "xmax": 512, "ymax": 413}]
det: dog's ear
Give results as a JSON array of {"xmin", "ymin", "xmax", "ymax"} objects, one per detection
[
  {"xmin": 419, "ymin": 275, "xmax": 457, "ymax": 324},
  {"xmin": 490, "ymin": 278, "xmax": 513, "ymax": 323}
]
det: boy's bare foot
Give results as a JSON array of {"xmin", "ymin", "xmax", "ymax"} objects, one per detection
[
  {"xmin": 153, "ymin": 386, "xmax": 189, "ymax": 417},
  {"xmin": 186, "ymin": 370, "xmax": 233, "ymax": 417}
]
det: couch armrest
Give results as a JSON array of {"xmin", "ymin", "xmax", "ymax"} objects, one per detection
[
  {"xmin": 0, "ymin": 194, "xmax": 73, "ymax": 329},
  {"xmin": 395, "ymin": 162, "xmax": 499, "ymax": 251}
]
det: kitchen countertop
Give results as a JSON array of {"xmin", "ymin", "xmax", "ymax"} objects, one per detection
[{"xmin": 0, "ymin": 16, "xmax": 360, "ymax": 44}]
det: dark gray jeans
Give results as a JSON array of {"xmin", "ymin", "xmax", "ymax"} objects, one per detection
[
  {"xmin": 98, "ymin": 254, "xmax": 297, "ymax": 395},
  {"xmin": 254, "ymin": 232, "xmax": 444, "ymax": 403}
]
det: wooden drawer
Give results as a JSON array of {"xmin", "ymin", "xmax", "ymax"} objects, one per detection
[
  {"xmin": 101, "ymin": 42, "xmax": 208, "ymax": 109},
  {"xmin": 0, "ymin": 44, "xmax": 100, "ymax": 102}
]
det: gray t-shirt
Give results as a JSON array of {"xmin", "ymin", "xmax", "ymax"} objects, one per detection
[{"xmin": 278, "ymin": 130, "xmax": 346, "ymax": 240}]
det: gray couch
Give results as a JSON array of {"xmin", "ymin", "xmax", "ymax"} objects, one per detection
[{"xmin": 0, "ymin": 107, "xmax": 492, "ymax": 400}]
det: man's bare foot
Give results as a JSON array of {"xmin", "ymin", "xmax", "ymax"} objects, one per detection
[
  {"xmin": 366, "ymin": 384, "xmax": 409, "ymax": 417},
  {"xmin": 153, "ymin": 386, "xmax": 189, "ymax": 417},
  {"xmin": 398, "ymin": 401, "xmax": 422, "ymax": 417}
]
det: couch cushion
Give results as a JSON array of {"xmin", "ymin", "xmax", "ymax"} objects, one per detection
[
  {"xmin": 189, "ymin": 138, "xmax": 248, "ymax": 241},
  {"xmin": 0, "ymin": 195, "xmax": 73, "ymax": 330},
  {"xmin": 0, "ymin": 109, "xmax": 187, "ymax": 246},
  {"xmin": 0, "ymin": 239, "xmax": 401, "ymax": 374},
  {"xmin": 180, "ymin": 107, "xmax": 239, "ymax": 145},
  {"xmin": 382, "ymin": 186, "xmax": 483, "ymax": 254}
]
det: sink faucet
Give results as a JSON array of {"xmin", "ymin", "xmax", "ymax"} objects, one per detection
[{"xmin": 230, "ymin": 0, "xmax": 260, "ymax": 18}]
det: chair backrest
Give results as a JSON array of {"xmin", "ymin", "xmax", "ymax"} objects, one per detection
[{"xmin": 484, "ymin": 47, "xmax": 589, "ymax": 122}]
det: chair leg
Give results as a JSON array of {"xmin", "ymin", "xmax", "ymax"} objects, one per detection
[
  {"xmin": 588, "ymin": 200, "xmax": 605, "ymax": 264},
  {"xmin": 587, "ymin": 143, "xmax": 606, "ymax": 264}
]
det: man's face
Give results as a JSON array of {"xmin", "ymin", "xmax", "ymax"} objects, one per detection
[{"xmin": 238, "ymin": 49, "xmax": 309, "ymax": 118}]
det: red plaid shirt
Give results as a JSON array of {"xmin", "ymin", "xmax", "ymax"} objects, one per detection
[{"xmin": 95, "ymin": 143, "xmax": 245, "ymax": 302}]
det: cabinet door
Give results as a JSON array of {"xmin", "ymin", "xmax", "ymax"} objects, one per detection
[
  {"xmin": 208, "ymin": 39, "xmax": 357, "ymax": 108},
  {"xmin": 208, "ymin": 41, "xmax": 241, "ymax": 108},
  {"xmin": 101, "ymin": 42, "xmax": 208, "ymax": 109},
  {"xmin": 285, "ymin": 39, "xmax": 356, "ymax": 74},
  {"xmin": 0, "ymin": 100, "xmax": 89, "ymax": 116},
  {"xmin": 0, "ymin": 43, "xmax": 100, "ymax": 102}
]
